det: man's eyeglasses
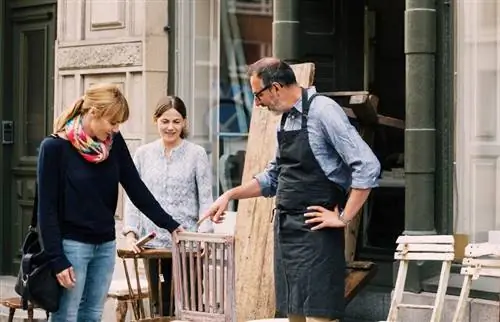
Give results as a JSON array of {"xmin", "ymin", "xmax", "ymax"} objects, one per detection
[{"xmin": 253, "ymin": 85, "xmax": 271, "ymax": 100}]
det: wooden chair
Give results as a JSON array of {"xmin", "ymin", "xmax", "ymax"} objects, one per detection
[
  {"xmin": 0, "ymin": 297, "xmax": 42, "ymax": 322},
  {"xmin": 172, "ymin": 232, "xmax": 235, "ymax": 322},
  {"xmin": 386, "ymin": 235, "xmax": 455, "ymax": 322},
  {"xmin": 116, "ymin": 248, "xmax": 174, "ymax": 322},
  {"xmin": 452, "ymin": 242, "xmax": 500, "ymax": 322}
]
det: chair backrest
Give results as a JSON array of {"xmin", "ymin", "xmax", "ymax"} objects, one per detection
[
  {"xmin": 461, "ymin": 242, "xmax": 500, "ymax": 279},
  {"xmin": 172, "ymin": 232, "xmax": 235, "ymax": 322},
  {"xmin": 394, "ymin": 235, "xmax": 455, "ymax": 261}
]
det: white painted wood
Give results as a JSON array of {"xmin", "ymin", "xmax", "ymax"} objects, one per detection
[
  {"xmin": 462, "ymin": 267, "xmax": 500, "ymax": 278},
  {"xmin": 453, "ymin": 242, "xmax": 500, "ymax": 321},
  {"xmin": 396, "ymin": 243, "xmax": 455, "ymax": 253},
  {"xmin": 456, "ymin": 0, "xmax": 500, "ymax": 242},
  {"xmin": 429, "ymin": 260, "xmax": 452, "ymax": 322},
  {"xmin": 397, "ymin": 304, "xmax": 434, "ymax": 309},
  {"xmin": 396, "ymin": 235, "xmax": 454, "ymax": 244},
  {"xmin": 452, "ymin": 274, "xmax": 473, "ymax": 322},
  {"xmin": 394, "ymin": 252, "xmax": 455, "ymax": 261},
  {"xmin": 387, "ymin": 235, "xmax": 455, "ymax": 322},
  {"xmin": 465, "ymin": 242, "xmax": 500, "ymax": 257},
  {"xmin": 386, "ymin": 259, "xmax": 409, "ymax": 321},
  {"xmin": 462, "ymin": 258, "xmax": 500, "ymax": 267}
]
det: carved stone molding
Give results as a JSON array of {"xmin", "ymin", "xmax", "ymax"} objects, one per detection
[{"xmin": 57, "ymin": 42, "xmax": 142, "ymax": 70}]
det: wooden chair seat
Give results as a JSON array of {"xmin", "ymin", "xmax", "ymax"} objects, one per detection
[
  {"xmin": 1, "ymin": 297, "xmax": 39, "ymax": 322},
  {"xmin": 1, "ymin": 297, "xmax": 36, "ymax": 309},
  {"xmin": 108, "ymin": 279, "xmax": 150, "ymax": 301}
]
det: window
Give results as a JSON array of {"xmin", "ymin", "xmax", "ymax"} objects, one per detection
[
  {"xmin": 229, "ymin": 0, "xmax": 272, "ymax": 16},
  {"xmin": 216, "ymin": 0, "xmax": 273, "ymax": 209}
]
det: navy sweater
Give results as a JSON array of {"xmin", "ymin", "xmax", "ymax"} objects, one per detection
[{"xmin": 37, "ymin": 133, "xmax": 180, "ymax": 274}]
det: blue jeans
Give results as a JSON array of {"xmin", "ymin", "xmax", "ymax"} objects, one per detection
[{"xmin": 50, "ymin": 239, "xmax": 116, "ymax": 322}]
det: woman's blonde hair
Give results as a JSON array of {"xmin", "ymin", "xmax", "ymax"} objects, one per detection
[{"xmin": 54, "ymin": 83, "xmax": 130, "ymax": 133}]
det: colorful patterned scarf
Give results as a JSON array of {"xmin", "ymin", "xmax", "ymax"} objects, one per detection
[{"xmin": 65, "ymin": 114, "xmax": 113, "ymax": 163}]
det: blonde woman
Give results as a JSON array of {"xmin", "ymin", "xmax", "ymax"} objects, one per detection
[
  {"xmin": 37, "ymin": 84, "xmax": 183, "ymax": 322},
  {"xmin": 123, "ymin": 95, "xmax": 213, "ymax": 316}
]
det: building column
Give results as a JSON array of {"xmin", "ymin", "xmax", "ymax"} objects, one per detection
[
  {"xmin": 404, "ymin": 0, "xmax": 437, "ymax": 235},
  {"xmin": 272, "ymin": 0, "xmax": 299, "ymax": 62}
]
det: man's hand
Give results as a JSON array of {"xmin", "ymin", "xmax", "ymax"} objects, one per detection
[
  {"xmin": 304, "ymin": 205, "xmax": 346, "ymax": 230},
  {"xmin": 125, "ymin": 233, "xmax": 143, "ymax": 254},
  {"xmin": 197, "ymin": 193, "xmax": 230, "ymax": 226},
  {"xmin": 56, "ymin": 267, "xmax": 76, "ymax": 289}
]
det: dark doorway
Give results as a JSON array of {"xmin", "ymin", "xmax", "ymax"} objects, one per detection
[{"xmin": 1, "ymin": 0, "xmax": 56, "ymax": 274}]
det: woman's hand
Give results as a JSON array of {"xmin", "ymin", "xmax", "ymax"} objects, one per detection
[
  {"xmin": 125, "ymin": 232, "xmax": 143, "ymax": 254},
  {"xmin": 172, "ymin": 226, "xmax": 185, "ymax": 244},
  {"xmin": 56, "ymin": 267, "xmax": 76, "ymax": 289}
]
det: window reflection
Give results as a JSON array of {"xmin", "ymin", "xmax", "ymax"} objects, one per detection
[{"xmin": 217, "ymin": 0, "xmax": 272, "ymax": 200}]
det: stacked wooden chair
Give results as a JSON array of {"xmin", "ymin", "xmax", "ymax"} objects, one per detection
[
  {"xmin": 452, "ymin": 242, "xmax": 500, "ymax": 322},
  {"xmin": 386, "ymin": 235, "xmax": 455, "ymax": 322}
]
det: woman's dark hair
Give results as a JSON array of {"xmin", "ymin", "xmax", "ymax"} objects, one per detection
[
  {"xmin": 247, "ymin": 57, "xmax": 297, "ymax": 87},
  {"xmin": 153, "ymin": 95, "xmax": 188, "ymax": 139}
]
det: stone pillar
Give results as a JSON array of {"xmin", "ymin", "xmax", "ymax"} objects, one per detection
[
  {"xmin": 273, "ymin": 0, "xmax": 299, "ymax": 62},
  {"xmin": 404, "ymin": 0, "xmax": 437, "ymax": 235}
]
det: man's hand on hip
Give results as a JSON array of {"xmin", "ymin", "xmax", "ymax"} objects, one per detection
[{"xmin": 304, "ymin": 205, "xmax": 346, "ymax": 230}]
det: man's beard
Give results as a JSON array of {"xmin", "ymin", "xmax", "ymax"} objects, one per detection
[{"xmin": 265, "ymin": 98, "xmax": 283, "ymax": 115}]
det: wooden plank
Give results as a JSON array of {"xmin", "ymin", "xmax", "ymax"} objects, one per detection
[
  {"xmin": 117, "ymin": 248, "xmax": 172, "ymax": 259},
  {"xmin": 234, "ymin": 62, "xmax": 316, "ymax": 322},
  {"xmin": 344, "ymin": 262, "xmax": 377, "ymax": 305},
  {"xmin": 396, "ymin": 243, "xmax": 455, "ymax": 253},
  {"xmin": 394, "ymin": 252, "xmax": 455, "ymax": 261},
  {"xmin": 396, "ymin": 235, "xmax": 455, "ymax": 245},
  {"xmin": 461, "ymin": 267, "xmax": 500, "ymax": 278},
  {"xmin": 398, "ymin": 304, "xmax": 434, "ymax": 309},
  {"xmin": 462, "ymin": 258, "xmax": 500, "ymax": 267},
  {"xmin": 348, "ymin": 94, "xmax": 379, "ymax": 125},
  {"xmin": 346, "ymin": 261, "xmax": 374, "ymax": 270},
  {"xmin": 465, "ymin": 242, "xmax": 500, "ymax": 257},
  {"xmin": 341, "ymin": 107, "xmax": 405, "ymax": 129}
]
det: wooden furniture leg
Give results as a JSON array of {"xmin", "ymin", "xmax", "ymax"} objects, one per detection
[
  {"xmin": 27, "ymin": 307, "xmax": 34, "ymax": 322},
  {"xmin": 8, "ymin": 308, "xmax": 15, "ymax": 322},
  {"xmin": 116, "ymin": 300, "xmax": 128, "ymax": 322}
]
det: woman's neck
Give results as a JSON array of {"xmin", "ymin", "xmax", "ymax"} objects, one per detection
[
  {"xmin": 81, "ymin": 113, "xmax": 95, "ymax": 137},
  {"xmin": 163, "ymin": 138, "xmax": 183, "ymax": 155}
]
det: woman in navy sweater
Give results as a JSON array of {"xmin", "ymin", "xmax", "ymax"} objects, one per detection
[{"xmin": 37, "ymin": 83, "xmax": 183, "ymax": 322}]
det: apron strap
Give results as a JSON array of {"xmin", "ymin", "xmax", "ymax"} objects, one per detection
[{"xmin": 280, "ymin": 88, "xmax": 322, "ymax": 131}]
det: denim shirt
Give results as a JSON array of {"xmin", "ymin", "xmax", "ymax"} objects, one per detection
[{"xmin": 254, "ymin": 87, "xmax": 381, "ymax": 197}]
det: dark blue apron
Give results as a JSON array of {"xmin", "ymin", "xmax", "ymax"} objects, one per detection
[{"xmin": 274, "ymin": 88, "xmax": 346, "ymax": 320}]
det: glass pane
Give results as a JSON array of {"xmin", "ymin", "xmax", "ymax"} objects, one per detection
[
  {"xmin": 217, "ymin": 1, "xmax": 272, "ymax": 195},
  {"xmin": 479, "ymin": 1, "xmax": 497, "ymax": 31},
  {"xmin": 25, "ymin": 29, "xmax": 46, "ymax": 156}
]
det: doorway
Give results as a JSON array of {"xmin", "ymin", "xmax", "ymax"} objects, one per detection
[
  {"xmin": 356, "ymin": 0, "xmax": 406, "ymax": 262},
  {"xmin": 1, "ymin": 0, "xmax": 56, "ymax": 274}
]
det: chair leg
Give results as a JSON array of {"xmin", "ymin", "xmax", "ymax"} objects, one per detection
[
  {"xmin": 8, "ymin": 308, "xmax": 15, "ymax": 322},
  {"xmin": 116, "ymin": 300, "xmax": 128, "ymax": 322},
  {"xmin": 27, "ymin": 308, "xmax": 34, "ymax": 322}
]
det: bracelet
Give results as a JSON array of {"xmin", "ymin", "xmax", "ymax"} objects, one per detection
[{"xmin": 338, "ymin": 210, "xmax": 351, "ymax": 225}]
